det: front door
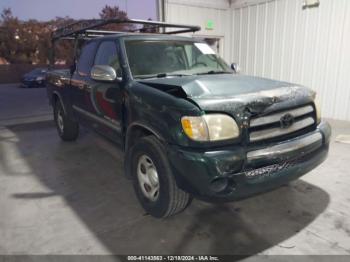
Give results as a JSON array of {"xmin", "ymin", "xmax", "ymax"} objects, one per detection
[
  {"xmin": 70, "ymin": 40, "xmax": 98, "ymax": 128},
  {"xmin": 71, "ymin": 40, "xmax": 124, "ymax": 145},
  {"xmin": 89, "ymin": 40, "xmax": 124, "ymax": 145}
]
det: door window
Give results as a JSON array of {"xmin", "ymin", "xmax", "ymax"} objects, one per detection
[
  {"xmin": 77, "ymin": 41, "xmax": 98, "ymax": 76},
  {"xmin": 94, "ymin": 41, "xmax": 120, "ymax": 71}
]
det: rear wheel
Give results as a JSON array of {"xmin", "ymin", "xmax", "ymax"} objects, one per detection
[
  {"xmin": 130, "ymin": 136, "xmax": 192, "ymax": 218},
  {"xmin": 54, "ymin": 100, "xmax": 79, "ymax": 141}
]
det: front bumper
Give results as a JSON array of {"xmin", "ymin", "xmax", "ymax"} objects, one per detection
[{"xmin": 168, "ymin": 121, "xmax": 331, "ymax": 201}]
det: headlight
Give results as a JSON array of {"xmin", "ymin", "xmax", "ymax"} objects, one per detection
[
  {"xmin": 315, "ymin": 96, "xmax": 321, "ymax": 124},
  {"xmin": 181, "ymin": 114, "xmax": 240, "ymax": 141},
  {"xmin": 36, "ymin": 76, "xmax": 44, "ymax": 81}
]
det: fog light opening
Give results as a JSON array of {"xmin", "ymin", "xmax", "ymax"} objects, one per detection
[{"xmin": 210, "ymin": 177, "xmax": 229, "ymax": 193}]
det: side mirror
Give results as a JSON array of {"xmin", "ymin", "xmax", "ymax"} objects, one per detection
[
  {"xmin": 231, "ymin": 63, "xmax": 241, "ymax": 74},
  {"xmin": 91, "ymin": 65, "xmax": 122, "ymax": 82}
]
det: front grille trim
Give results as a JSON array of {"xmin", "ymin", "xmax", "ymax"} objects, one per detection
[
  {"xmin": 250, "ymin": 105, "xmax": 314, "ymax": 127},
  {"xmin": 250, "ymin": 117, "xmax": 315, "ymax": 142}
]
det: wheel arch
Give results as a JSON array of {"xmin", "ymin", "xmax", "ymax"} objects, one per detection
[
  {"xmin": 124, "ymin": 122, "xmax": 166, "ymax": 179},
  {"xmin": 52, "ymin": 91, "xmax": 67, "ymax": 114},
  {"xmin": 125, "ymin": 122, "xmax": 166, "ymax": 151}
]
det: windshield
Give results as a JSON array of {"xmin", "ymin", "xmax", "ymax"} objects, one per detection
[{"xmin": 124, "ymin": 40, "xmax": 232, "ymax": 79}]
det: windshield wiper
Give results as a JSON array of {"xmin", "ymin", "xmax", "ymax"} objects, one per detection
[
  {"xmin": 156, "ymin": 73, "xmax": 192, "ymax": 78},
  {"xmin": 196, "ymin": 70, "xmax": 232, "ymax": 75},
  {"xmin": 136, "ymin": 73, "xmax": 192, "ymax": 80}
]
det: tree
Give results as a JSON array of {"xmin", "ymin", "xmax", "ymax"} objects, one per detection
[
  {"xmin": 0, "ymin": 5, "xmax": 133, "ymax": 65},
  {"xmin": 1, "ymin": 8, "xmax": 14, "ymax": 21},
  {"xmin": 49, "ymin": 16, "xmax": 76, "ymax": 65},
  {"xmin": 140, "ymin": 18, "xmax": 159, "ymax": 33},
  {"xmin": 0, "ymin": 8, "xmax": 75, "ymax": 64},
  {"xmin": 0, "ymin": 9, "xmax": 50, "ymax": 64},
  {"xmin": 0, "ymin": 8, "xmax": 23, "ymax": 63},
  {"xmin": 99, "ymin": 5, "xmax": 134, "ymax": 32},
  {"xmin": 99, "ymin": 5, "xmax": 128, "ymax": 20}
]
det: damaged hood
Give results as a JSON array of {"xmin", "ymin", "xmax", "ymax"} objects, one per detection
[{"xmin": 138, "ymin": 74, "xmax": 315, "ymax": 114}]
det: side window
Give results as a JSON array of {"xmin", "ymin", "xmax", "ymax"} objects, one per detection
[
  {"xmin": 77, "ymin": 41, "xmax": 98, "ymax": 76},
  {"xmin": 94, "ymin": 41, "xmax": 120, "ymax": 70}
]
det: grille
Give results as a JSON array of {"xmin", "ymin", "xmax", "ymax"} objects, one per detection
[{"xmin": 249, "ymin": 105, "xmax": 316, "ymax": 143}]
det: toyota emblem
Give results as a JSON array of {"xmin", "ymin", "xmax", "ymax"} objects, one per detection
[{"xmin": 280, "ymin": 113, "xmax": 294, "ymax": 129}]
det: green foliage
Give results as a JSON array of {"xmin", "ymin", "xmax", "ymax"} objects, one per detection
[{"xmin": 99, "ymin": 5, "xmax": 134, "ymax": 32}]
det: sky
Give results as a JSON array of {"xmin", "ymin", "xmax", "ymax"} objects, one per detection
[{"xmin": 0, "ymin": 0, "xmax": 158, "ymax": 21}]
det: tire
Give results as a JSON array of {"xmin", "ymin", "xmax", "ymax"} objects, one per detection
[
  {"xmin": 54, "ymin": 100, "xmax": 79, "ymax": 141},
  {"xmin": 130, "ymin": 136, "xmax": 192, "ymax": 218}
]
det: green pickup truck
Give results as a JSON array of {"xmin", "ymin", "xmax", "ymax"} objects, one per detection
[{"xmin": 47, "ymin": 19, "xmax": 331, "ymax": 218}]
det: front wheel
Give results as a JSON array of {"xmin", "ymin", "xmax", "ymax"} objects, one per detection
[
  {"xmin": 54, "ymin": 100, "xmax": 79, "ymax": 141},
  {"xmin": 130, "ymin": 136, "xmax": 192, "ymax": 218}
]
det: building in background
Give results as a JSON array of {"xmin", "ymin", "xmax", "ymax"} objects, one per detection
[{"xmin": 159, "ymin": 0, "xmax": 350, "ymax": 121}]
